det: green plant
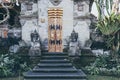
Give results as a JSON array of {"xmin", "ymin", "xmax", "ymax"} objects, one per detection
[
  {"xmin": 88, "ymin": 75, "xmax": 120, "ymax": 80},
  {"xmin": 0, "ymin": 47, "xmax": 9, "ymax": 55},
  {"xmin": 85, "ymin": 55, "xmax": 108, "ymax": 75},
  {"xmin": 97, "ymin": 13, "xmax": 120, "ymax": 63},
  {"xmin": 0, "ymin": 54, "xmax": 14, "ymax": 77},
  {"xmin": 85, "ymin": 66, "xmax": 100, "ymax": 75},
  {"xmin": 0, "ymin": 52, "xmax": 31, "ymax": 77},
  {"xmin": 95, "ymin": 0, "xmax": 120, "ymax": 63},
  {"xmin": 97, "ymin": 14, "xmax": 120, "ymax": 36},
  {"xmin": 95, "ymin": 0, "xmax": 113, "ymax": 20},
  {"xmin": 84, "ymin": 54, "xmax": 120, "ymax": 77},
  {"xmin": 11, "ymin": 54, "xmax": 31, "ymax": 74}
]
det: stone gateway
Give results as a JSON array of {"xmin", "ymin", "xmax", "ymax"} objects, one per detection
[{"xmin": 20, "ymin": 0, "xmax": 92, "ymax": 52}]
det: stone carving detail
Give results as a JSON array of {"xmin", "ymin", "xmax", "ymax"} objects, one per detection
[
  {"xmin": 29, "ymin": 30, "xmax": 41, "ymax": 57},
  {"xmin": 30, "ymin": 30, "xmax": 39, "ymax": 42},
  {"xmin": 49, "ymin": 0, "xmax": 62, "ymax": 6},
  {"xmin": 20, "ymin": 20, "xmax": 26, "ymax": 26},
  {"xmin": 68, "ymin": 29, "xmax": 81, "ymax": 56},
  {"xmin": 70, "ymin": 29, "xmax": 78, "ymax": 42}
]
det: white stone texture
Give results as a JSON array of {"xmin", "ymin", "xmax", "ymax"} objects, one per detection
[
  {"xmin": 22, "ymin": 20, "xmax": 38, "ymax": 43},
  {"xmin": 69, "ymin": 42, "xmax": 80, "ymax": 56},
  {"xmin": 74, "ymin": 20, "xmax": 90, "ymax": 47},
  {"xmin": 74, "ymin": 1, "xmax": 89, "ymax": 17},
  {"xmin": 37, "ymin": 0, "xmax": 49, "ymax": 41},
  {"xmin": 21, "ymin": 3, "xmax": 38, "ymax": 15}
]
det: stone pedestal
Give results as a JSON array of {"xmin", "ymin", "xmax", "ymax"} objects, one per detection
[
  {"xmin": 29, "ymin": 42, "xmax": 41, "ymax": 57},
  {"xmin": 68, "ymin": 42, "xmax": 81, "ymax": 56}
]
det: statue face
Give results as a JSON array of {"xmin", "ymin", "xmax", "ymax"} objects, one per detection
[{"xmin": 49, "ymin": 0, "xmax": 62, "ymax": 6}]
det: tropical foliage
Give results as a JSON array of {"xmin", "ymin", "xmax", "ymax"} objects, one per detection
[
  {"xmin": 84, "ymin": 54, "xmax": 120, "ymax": 77},
  {"xmin": 0, "ymin": 54, "xmax": 14, "ymax": 77},
  {"xmin": 0, "ymin": 47, "xmax": 31, "ymax": 77},
  {"xmin": 83, "ymin": 0, "xmax": 120, "ymax": 77},
  {"xmin": 97, "ymin": 13, "xmax": 120, "ymax": 52},
  {"xmin": 95, "ymin": 0, "xmax": 120, "ymax": 59},
  {"xmin": 97, "ymin": 14, "xmax": 120, "ymax": 36},
  {"xmin": 95, "ymin": 0, "xmax": 113, "ymax": 20}
]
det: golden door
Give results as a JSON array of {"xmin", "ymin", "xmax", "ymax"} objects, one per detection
[{"xmin": 48, "ymin": 8, "xmax": 63, "ymax": 52}]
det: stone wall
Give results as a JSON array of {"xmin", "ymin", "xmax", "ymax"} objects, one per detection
[{"xmin": 74, "ymin": 0, "xmax": 91, "ymax": 47}]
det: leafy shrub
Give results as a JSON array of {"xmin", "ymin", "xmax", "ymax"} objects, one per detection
[
  {"xmin": 9, "ymin": 54, "xmax": 31, "ymax": 75},
  {"xmin": 80, "ymin": 49, "xmax": 96, "ymax": 67},
  {"xmin": 0, "ymin": 52, "xmax": 31, "ymax": 77},
  {"xmin": 0, "ymin": 54, "xmax": 14, "ymax": 77},
  {"xmin": 0, "ymin": 47, "xmax": 9, "ymax": 55},
  {"xmin": 84, "ymin": 55, "xmax": 120, "ymax": 77}
]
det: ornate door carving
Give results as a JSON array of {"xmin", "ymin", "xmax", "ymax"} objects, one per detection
[{"xmin": 48, "ymin": 8, "xmax": 63, "ymax": 52}]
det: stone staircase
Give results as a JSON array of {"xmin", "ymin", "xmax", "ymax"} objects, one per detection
[{"xmin": 24, "ymin": 52, "xmax": 86, "ymax": 80}]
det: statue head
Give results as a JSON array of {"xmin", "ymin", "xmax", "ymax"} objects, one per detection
[
  {"xmin": 70, "ymin": 29, "xmax": 78, "ymax": 42},
  {"xmin": 31, "ymin": 30, "xmax": 39, "ymax": 42}
]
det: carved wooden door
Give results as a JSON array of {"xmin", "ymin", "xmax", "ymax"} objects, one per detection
[{"xmin": 48, "ymin": 8, "xmax": 63, "ymax": 52}]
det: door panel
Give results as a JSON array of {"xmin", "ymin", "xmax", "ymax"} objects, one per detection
[{"xmin": 48, "ymin": 8, "xmax": 63, "ymax": 52}]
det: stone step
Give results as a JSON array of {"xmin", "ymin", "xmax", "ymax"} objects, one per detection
[
  {"xmin": 40, "ymin": 61, "xmax": 70, "ymax": 64},
  {"xmin": 40, "ymin": 59, "xmax": 70, "ymax": 63},
  {"xmin": 37, "ymin": 65, "xmax": 72, "ymax": 68},
  {"xmin": 37, "ymin": 63, "xmax": 73, "ymax": 67},
  {"xmin": 24, "ymin": 52, "xmax": 86, "ymax": 80},
  {"xmin": 42, "ymin": 56, "xmax": 68, "ymax": 59},
  {"xmin": 25, "ymin": 79, "xmax": 86, "ymax": 80},
  {"xmin": 24, "ymin": 71, "xmax": 86, "ymax": 79},
  {"xmin": 42, "ymin": 52, "xmax": 68, "ymax": 56},
  {"xmin": 33, "ymin": 66, "xmax": 77, "ymax": 73}
]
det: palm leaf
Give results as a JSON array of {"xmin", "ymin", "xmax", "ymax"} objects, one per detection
[
  {"xmin": 105, "ymin": 0, "xmax": 110, "ymax": 15},
  {"xmin": 97, "ymin": 14, "xmax": 120, "ymax": 35}
]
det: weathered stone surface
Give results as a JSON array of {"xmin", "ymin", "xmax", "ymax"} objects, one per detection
[
  {"xmin": 24, "ymin": 52, "xmax": 86, "ymax": 80},
  {"xmin": 9, "ymin": 45, "xmax": 20, "ymax": 53},
  {"xmin": 29, "ymin": 42, "xmax": 41, "ymax": 57},
  {"xmin": 69, "ymin": 42, "xmax": 81, "ymax": 56}
]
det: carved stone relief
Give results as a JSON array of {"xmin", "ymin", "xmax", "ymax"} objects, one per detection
[
  {"xmin": 49, "ymin": 0, "xmax": 62, "ymax": 6},
  {"xmin": 20, "ymin": 20, "xmax": 26, "ymax": 26}
]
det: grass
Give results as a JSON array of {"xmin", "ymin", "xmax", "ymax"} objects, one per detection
[
  {"xmin": 87, "ymin": 75, "xmax": 120, "ymax": 80},
  {"xmin": 0, "ymin": 75, "xmax": 120, "ymax": 80},
  {"xmin": 0, "ymin": 77, "xmax": 23, "ymax": 80}
]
